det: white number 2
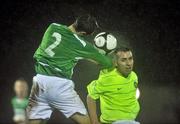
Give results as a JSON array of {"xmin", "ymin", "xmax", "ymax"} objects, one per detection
[{"xmin": 45, "ymin": 32, "xmax": 62, "ymax": 57}]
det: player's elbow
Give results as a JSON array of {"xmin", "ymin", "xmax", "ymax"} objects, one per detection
[
  {"xmin": 107, "ymin": 60, "xmax": 113, "ymax": 68},
  {"xmin": 102, "ymin": 59, "xmax": 113, "ymax": 69}
]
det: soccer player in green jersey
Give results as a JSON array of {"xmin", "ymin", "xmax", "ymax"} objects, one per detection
[
  {"xmin": 87, "ymin": 46, "xmax": 140, "ymax": 124},
  {"xmin": 27, "ymin": 14, "xmax": 113, "ymax": 124},
  {"xmin": 11, "ymin": 78, "xmax": 29, "ymax": 124}
]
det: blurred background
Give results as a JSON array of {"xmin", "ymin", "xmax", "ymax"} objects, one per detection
[{"xmin": 0, "ymin": 0, "xmax": 180, "ymax": 124}]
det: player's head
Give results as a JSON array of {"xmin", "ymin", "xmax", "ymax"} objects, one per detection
[
  {"xmin": 14, "ymin": 78, "xmax": 28, "ymax": 98},
  {"xmin": 114, "ymin": 46, "xmax": 134, "ymax": 77},
  {"xmin": 73, "ymin": 14, "xmax": 99, "ymax": 35}
]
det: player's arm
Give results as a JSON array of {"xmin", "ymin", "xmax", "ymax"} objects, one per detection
[
  {"xmin": 87, "ymin": 95, "xmax": 101, "ymax": 124},
  {"xmin": 87, "ymin": 79, "xmax": 104, "ymax": 124},
  {"xmin": 77, "ymin": 42, "xmax": 113, "ymax": 69}
]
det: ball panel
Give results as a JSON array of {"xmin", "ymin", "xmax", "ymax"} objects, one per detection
[
  {"xmin": 94, "ymin": 36, "xmax": 106, "ymax": 47},
  {"xmin": 106, "ymin": 34, "xmax": 117, "ymax": 50},
  {"xmin": 94, "ymin": 32, "xmax": 117, "ymax": 54}
]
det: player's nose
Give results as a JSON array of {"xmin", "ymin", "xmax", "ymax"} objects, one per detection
[{"xmin": 126, "ymin": 60, "xmax": 131, "ymax": 66}]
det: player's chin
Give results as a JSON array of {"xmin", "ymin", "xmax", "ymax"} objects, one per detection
[{"xmin": 124, "ymin": 70, "xmax": 132, "ymax": 76}]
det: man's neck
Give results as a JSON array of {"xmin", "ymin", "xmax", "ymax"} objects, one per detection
[
  {"xmin": 68, "ymin": 24, "xmax": 76, "ymax": 33},
  {"xmin": 116, "ymin": 69, "xmax": 130, "ymax": 78},
  {"xmin": 68, "ymin": 24, "xmax": 86, "ymax": 36}
]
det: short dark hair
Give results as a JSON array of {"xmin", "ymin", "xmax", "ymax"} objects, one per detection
[
  {"xmin": 114, "ymin": 46, "xmax": 132, "ymax": 54},
  {"xmin": 74, "ymin": 14, "xmax": 98, "ymax": 35},
  {"xmin": 113, "ymin": 46, "xmax": 132, "ymax": 61}
]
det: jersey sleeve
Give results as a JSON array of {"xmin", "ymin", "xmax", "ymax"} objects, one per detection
[
  {"xmin": 75, "ymin": 40, "xmax": 113, "ymax": 69},
  {"xmin": 87, "ymin": 72, "xmax": 108, "ymax": 100},
  {"xmin": 87, "ymin": 80, "xmax": 103, "ymax": 100}
]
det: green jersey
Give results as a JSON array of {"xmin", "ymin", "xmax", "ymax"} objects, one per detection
[
  {"xmin": 34, "ymin": 23, "xmax": 112, "ymax": 79},
  {"xmin": 87, "ymin": 68, "xmax": 140, "ymax": 123},
  {"xmin": 11, "ymin": 97, "xmax": 28, "ymax": 117}
]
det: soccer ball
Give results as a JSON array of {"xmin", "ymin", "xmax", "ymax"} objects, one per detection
[{"xmin": 94, "ymin": 32, "xmax": 117, "ymax": 55}]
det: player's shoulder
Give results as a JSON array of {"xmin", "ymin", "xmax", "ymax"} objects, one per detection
[
  {"xmin": 99, "ymin": 68, "xmax": 117, "ymax": 78},
  {"xmin": 11, "ymin": 96, "xmax": 17, "ymax": 104},
  {"xmin": 48, "ymin": 23, "xmax": 67, "ymax": 30},
  {"xmin": 73, "ymin": 34, "xmax": 96, "ymax": 50},
  {"xmin": 131, "ymin": 71, "xmax": 138, "ymax": 80},
  {"xmin": 96, "ymin": 68, "xmax": 119, "ymax": 86},
  {"xmin": 50, "ymin": 23, "xmax": 63, "ymax": 27},
  {"xmin": 131, "ymin": 71, "xmax": 137, "ymax": 76}
]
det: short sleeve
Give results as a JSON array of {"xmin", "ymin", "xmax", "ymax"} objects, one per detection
[{"xmin": 87, "ymin": 80, "xmax": 104, "ymax": 100}]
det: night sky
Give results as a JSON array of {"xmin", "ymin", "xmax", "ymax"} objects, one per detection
[{"xmin": 0, "ymin": 1, "xmax": 180, "ymax": 124}]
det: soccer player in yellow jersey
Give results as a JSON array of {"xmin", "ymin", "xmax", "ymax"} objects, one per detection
[{"xmin": 87, "ymin": 46, "xmax": 140, "ymax": 124}]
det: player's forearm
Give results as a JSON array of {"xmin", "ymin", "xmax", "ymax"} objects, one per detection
[
  {"xmin": 87, "ymin": 57, "xmax": 113, "ymax": 69},
  {"xmin": 94, "ymin": 55, "xmax": 113, "ymax": 69},
  {"xmin": 87, "ymin": 59, "xmax": 98, "ymax": 64},
  {"xmin": 87, "ymin": 95, "xmax": 100, "ymax": 124}
]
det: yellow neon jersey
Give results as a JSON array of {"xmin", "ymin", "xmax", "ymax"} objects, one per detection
[{"xmin": 87, "ymin": 68, "xmax": 140, "ymax": 123}]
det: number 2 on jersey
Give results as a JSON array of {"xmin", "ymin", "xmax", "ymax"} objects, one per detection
[{"xmin": 45, "ymin": 32, "xmax": 61, "ymax": 57}]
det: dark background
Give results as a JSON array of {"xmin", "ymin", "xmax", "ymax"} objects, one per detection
[{"xmin": 0, "ymin": 0, "xmax": 180, "ymax": 124}]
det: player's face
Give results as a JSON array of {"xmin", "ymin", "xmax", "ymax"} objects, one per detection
[
  {"xmin": 14, "ymin": 81, "xmax": 28, "ymax": 98},
  {"xmin": 116, "ymin": 51, "xmax": 134, "ymax": 77}
]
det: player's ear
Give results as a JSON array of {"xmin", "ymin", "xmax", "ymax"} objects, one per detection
[
  {"xmin": 113, "ymin": 56, "xmax": 118, "ymax": 67},
  {"xmin": 114, "ymin": 60, "xmax": 118, "ymax": 67},
  {"xmin": 112, "ymin": 57, "xmax": 117, "ymax": 67}
]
